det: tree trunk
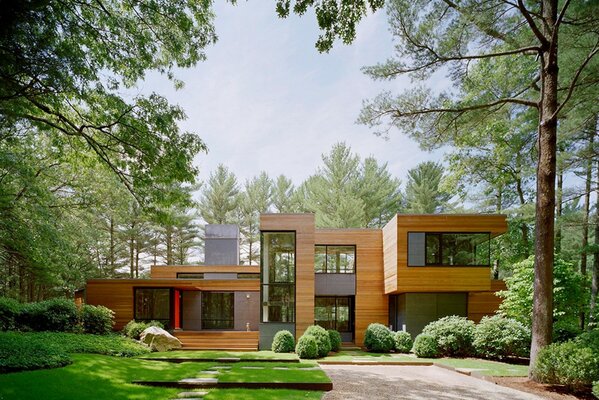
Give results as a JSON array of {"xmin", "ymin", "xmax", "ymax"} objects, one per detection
[
  {"xmin": 109, "ymin": 216, "xmax": 115, "ymax": 274},
  {"xmin": 166, "ymin": 227, "xmax": 173, "ymax": 265},
  {"xmin": 555, "ymin": 168, "xmax": 563, "ymax": 254},
  {"xmin": 591, "ymin": 120, "xmax": 599, "ymax": 328},
  {"xmin": 129, "ymin": 236, "xmax": 134, "ymax": 279},
  {"xmin": 580, "ymin": 128, "xmax": 594, "ymax": 329},
  {"xmin": 530, "ymin": 0, "xmax": 559, "ymax": 379},
  {"xmin": 516, "ymin": 177, "xmax": 530, "ymax": 257}
]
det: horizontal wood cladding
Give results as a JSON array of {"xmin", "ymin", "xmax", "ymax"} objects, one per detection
[
  {"xmin": 85, "ymin": 279, "xmax": 259, "ymax": 330},
  {"xmin": 316, "ymin": 229, "xmax": 387, "ymax": 346},
  {"xmin": 151, "ymin": 265, "xmax": 259, "ymax": 279},
  {"xmin": 260, "ymin": 214, "xmax": 315, "ymax": 340},
  {"xmin": 384, "ymin": 214, "xmax": 508, "ymax": 294},
  {"xmin": 468, "ymin": 280, "xmax": 506, "ymax": 323}
]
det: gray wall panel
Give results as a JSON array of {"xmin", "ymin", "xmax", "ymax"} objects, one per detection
[
  {"xmin": 408, "ymin": 233, "xmax": 425, "ymax": 266},
  {"xmin": 259, "ymin": 322, "xmax": 295, "ymax": 350},
  {"xmin": 234, "ymin": 292, "xmax": 260, "ymax": 331},
  {"xmin": 314, "ymin": 274, "xmax": 356, "ymax": 296},
  {"xmin": 182, "ymin": 291, "xmax": 202, "ymax": 330},
  {"xmin": 205, "ymin": 224, "xmax": 240, "ymax": 265}
]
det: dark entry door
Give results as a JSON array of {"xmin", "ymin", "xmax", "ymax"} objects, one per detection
[{"xmin": 314, "ymin": 296, "xmax": 355, "ymax": 342}]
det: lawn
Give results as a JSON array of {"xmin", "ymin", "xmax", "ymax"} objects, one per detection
[
  {"xmin": 142, "ymin": 350, "xmax": 299, "ymax": 360},
  {"xmin": 0, "ymin": 353, "xmax": 328, "ymax": 399}
]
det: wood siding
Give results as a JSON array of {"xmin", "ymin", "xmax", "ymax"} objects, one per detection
[
  {"xmin": 316, "ymin": 229, "xmax": 387, "ymax": 346},
  {"xmin": 260, "ymin": 214, "xmax": 315, "ymax": 339},
  {"xmin": 151, "ymin": 265, "xmax": 259, "ymax": 279},
  {"xmin": 85, "ymin": 279, "xmax": 259, "ymax": 330},
  {"xmin": 468, "ymin": 280, "xmax": 506, "ymax": 323},
  {"xmin": 383, "ymin": 214, "xmax": 508, "ymax": 294}
]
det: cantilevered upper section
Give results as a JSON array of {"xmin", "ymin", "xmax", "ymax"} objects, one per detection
[{"xmin": 382, "ymin": 214, "xmax": 508, "ymax": 294}]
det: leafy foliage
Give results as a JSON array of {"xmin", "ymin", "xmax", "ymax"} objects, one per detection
[
  {"xmin": 272, "ymin": 330, "xmax": 295, "ymax": 353},
  {"xmin": 412, "ymin": 334, "xmax": 439, "ymax": 358},
  {"xmin": 123, "ymin": 320, "xmax": 164, "ymax": 340},
  {"xmin": 473, "ymin": 315, "xmax": 530, "ymax": 359},
  {"xmin": 533, "ymin": 341, "xmax": 599, "ymax": 391},
  {"xmin": 81, "ymin": 305, "xmax": 115, "ymax": 335},
  {"xmin": 327, "ymin": 329, "xmax": 342, "ymax": 352},
  {"xmin": 422, "ymin": 316, "xmax": 475, "ymax": 357},
  {"xmin": 17, "ymin": 299, "xmax": 80, "ymax": 332},
  {"xmin": 0, "ymin": 297, "xmax": 20, "ymax": 331},
  {"xmin": 405, "ymin": 162, "xmax": 451, "ymax": 213},
  {"xmin": 364, "ymin": 323, "xmax": 395, "ymax": 353},
  {"xmin": 499, "ymin": 256, "xmax": 589, "ymax": 338},
  {"xmin": 394, "ymin": 331, "xmax": 413, "ymax": 353},
  {"xmin": 295, "ymin": 334, "xmax": 319, "ymax": 359},
  {"xmin": 304, "ymin": 325, "xmax": 331, "ymax": 357},
  {"xmin": 593, "ymin": 381, "xmax": 598, "ymax": 399}
]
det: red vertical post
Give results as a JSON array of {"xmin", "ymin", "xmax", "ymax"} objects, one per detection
[{"xmin": 174, "ymin": 289, "xmax": 181, "ymax": 329}]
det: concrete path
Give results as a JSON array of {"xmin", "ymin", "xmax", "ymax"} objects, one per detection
[{"xmin": 320, "ymin": 364, "xmax": 545, "ymax": 400}]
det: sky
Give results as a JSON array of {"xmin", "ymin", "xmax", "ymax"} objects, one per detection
[{"xmin": 139, "ymin": 2, "xmax": 445, "ymax": 189}]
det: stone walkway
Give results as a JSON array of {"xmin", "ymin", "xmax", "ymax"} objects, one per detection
[{"xmin": 320, "ymin": 364, "xmax": 546, "ymax": 400}]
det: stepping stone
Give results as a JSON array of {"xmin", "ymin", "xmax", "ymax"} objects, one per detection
[
  {"xmin": 177, "ymin": 392, "xmax": 209, "ymax": 398},
  {"xmin": 200, "ymin": 370, "xmax": 219, "ymax": 374},
  {"xmin": 240, "ymin": 366, "xmax": 264, "ymax": 370},
  {"xmin": 215, "ymin": 357, "xmax": 240, "ymax": 362},
  {"xmin": 179, "ymin": 378, "xmax": 218, "ymax": 384},
  {"xmin": 273, "ymin": 367, "xmax": 289, "ymax": 370},
  {"xmin": 209, "ymin": 366, "xmax": 231, "ymax": 370}
]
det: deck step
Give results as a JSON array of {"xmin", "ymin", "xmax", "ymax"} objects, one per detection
[{"xmin": 172, "ymin": 331, "xmax": 259, "ymax": 351}]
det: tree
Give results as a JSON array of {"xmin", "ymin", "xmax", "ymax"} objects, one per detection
[
  {"xmin": 238, "ymin": 172, "xmax": 273, "ymax": 264},
  {"xmin": 272, "ymin": 175, "xmax": 298, "ymax": 213},
  {"xmin": 404, "ymin": 161, "xmax": 450, "ymax": 213},
  {"xmin": 199, "ymin": 165, "xmax": 240, "ymax": 225},
  {"xmin": 278, "ymin": 0, "xmax": 599, "ymax": 372}
]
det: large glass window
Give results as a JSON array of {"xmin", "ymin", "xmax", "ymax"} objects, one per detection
[
  {"xmin": 202, "ymin": 292, "xmax": 234, "ymax": 329},
  {"xmin": 314, "ymin": 296, "xmax": 353, "ymax": 333},
  {"xmin": 261, "ymin": 232, "xmax": 295, "ymax": 323},
  {"xmin": 134, "ymin": 288, "xmax": 170, "ymax": 325},
  {"xmin": 421, "ymin": 233, "xmax": 490, "ymax": 266},
  {"xmin": 314, "ymin": 245, "xmax": 355, "ymax": 273}
]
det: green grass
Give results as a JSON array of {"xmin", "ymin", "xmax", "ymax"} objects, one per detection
[
  {"xmin": 0, "ymin": 354, "xmax": 327, "ymax": 399},
  {"xmin": 142, "ymin": 350, "xmax": 299, "ymax": 360}
]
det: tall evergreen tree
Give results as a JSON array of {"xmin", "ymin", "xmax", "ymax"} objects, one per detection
[
  {"xmin": 199, "ymin": 164, "xmax": 240, "ymax": 225},
  {"xmin": 404, "ymin": 162, "xmax": 450, "ymax": 214}
]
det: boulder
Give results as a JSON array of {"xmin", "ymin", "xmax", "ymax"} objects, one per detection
[{"xmin": 139, "ymin": 326, "xmax": 182, "ymax": 352}]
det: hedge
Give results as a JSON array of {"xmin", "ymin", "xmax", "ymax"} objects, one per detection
[
  {"xmin": 422, "ymin": 316, "xmax": 475, "ymax": 357},
  {"xmin": 272, "ymin": 330, "xmax": 295, "ymax": 353},
  {"xmin": 412, "ymin": 334, "xmax": 439, "ymax": 358},
  {"xmin": 328, "ymin": 329, "xmax": 342, "ymax": 352},
  {"xmin": 473, "ymin": 315, "xmax": 530, "ymax": 359},
  {"xmin": 533, "ymin": 341, "xmax": 599, "ymax": 391},
  {"xmin": 296, "ymin": 334, "xmax": 319, "ymax": 359},
  {"xmin": 394, "ymin": 331, "xmax": 413, "ymax": 353},
  {"xmin": 364, "ymin": 323, "xmax": 395, "ymax": 353},
  {"xmin": 304, "ymin": 325, "xmax": 331, "ymax": 357}
]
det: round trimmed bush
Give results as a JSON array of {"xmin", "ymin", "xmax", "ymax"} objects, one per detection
[
  {"xmin": 81, "ymin": 305, "xmax": 115, "ymax": 335},
  {"xmin": 394, "ymin": 331, "xmax": 413, "ymax": 353},
  {"xmin": 328, "ymin": 329, "xmax": 342, "ymax": 352},
  {"xmin": 272, "ymin": 330, "xmax": 295, "ymax": 353},
  {"xmin": 304, "ymin": 325, "xmax": 331, "ymax": 357},
  {"xmin": 364, "ymin": 323, "xmax": 395, "ymax": 353},
  {"xmin": 412, "ymin": 334, "xmax": 439, "ymax": 358},
  {"xmin": 296, "ymin": 334, "xmax": 319, "ymax": 359},
  {"xmin": 533, "ymin": 341, "xmax": 599, "ymax": 391},
  {"xmin": 473, "ymin": 315, "xmax": 530, "ymax": 359},
  {"xmin": 422, "ymin": 316, "xmax": 475, "ymax": 357},
  {"xmin": 0, "ymin": 297, "xmax": 21, "ymax": 331}
]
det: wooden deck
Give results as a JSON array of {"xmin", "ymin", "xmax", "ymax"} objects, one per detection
[{"xmin": 172, "ymin": 330, "xmax": 259, "ymax": 351}]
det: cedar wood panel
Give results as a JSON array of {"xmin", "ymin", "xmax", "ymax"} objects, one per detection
[
  {"xmin": 260, "ymin": 214, "xmax": 315, "ymax": 340},
  {"xmin": 383, "ymin": 214, "xmax": 508, "ymax": 294},
  {"xmin": 151, "ymin": 265, "xmax": 260, "ymax": 279},
  {"xmin": 86, "ymin": 279, "xmax": 259, "ymax": 330},
  {"xmin": 316, "ymin": 229, "xmax": 387, "ymax": 346}
]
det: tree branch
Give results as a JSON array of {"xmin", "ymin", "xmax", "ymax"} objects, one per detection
[{"xmin": 517, "ymin": 0, "xmax": 549, "ymax": 47}]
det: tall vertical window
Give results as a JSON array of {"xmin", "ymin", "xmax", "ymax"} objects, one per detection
[
  {"xmin": 202, "ymin": 292, "xmax": 234, "ymax": 329},
  {"xmin": 314, "ymin": 245, "xmax": 355, "ymax": 273},
  {"xmin": 134, "ymin": 288, "xmax": 170, "ymax": 325},
  {"xmin": 261, "ymin": 232, "xmax": 295, "ymax": 323}
]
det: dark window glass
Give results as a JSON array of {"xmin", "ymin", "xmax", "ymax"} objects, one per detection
[
  {"xmin": 421, "ymin": 233, "xmax": 490, "ymax": 266},
  {"xmin": 237, "ymin": 273, "xmax": 260, "ymax": 280},
  {"xmin": 135, "ymin": 288, "xmax": 170, "ymax": 325},
  {"xmin": 202, "ymin": 292, "xmax": 234, "ymax": 329},
  {"xmin": 315, "ymin": 245, "xmax": 356, "ymax": 273},
  {"xmin": 261, "ymin": 232, "xmax": 296, "ymax": 323},
  {"xmin": 176, "ymin": 273, "xmax": 204, "ymax": 279},
  {"xmin": 314, "ymin": 296, "xmax": 353, "ymax": 333}
]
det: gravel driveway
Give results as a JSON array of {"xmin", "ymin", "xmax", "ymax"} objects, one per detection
[{"xmin": 320, "ymin": 364, "xmax": 546, "ymax": 400}]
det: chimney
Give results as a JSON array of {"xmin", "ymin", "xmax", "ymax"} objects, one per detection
[{"xmin": 204, "ymin": 224, "xmax": 240, "ymax": 265}]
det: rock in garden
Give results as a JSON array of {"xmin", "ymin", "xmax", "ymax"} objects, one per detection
[{"xmin": 139, "ymin": 326, "xmax": 182, "ymax": 352}]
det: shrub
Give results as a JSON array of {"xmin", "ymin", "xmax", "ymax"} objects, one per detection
[
  {"xmin": 272, "ymin": 330, "xmax": 295, "ymax": 353},
  {"xmin": 123, "ymin": 320, "xmax": 164, "ymax": 340},
  {"xmin": 295, "ymin": 334, "xmax": 319, "ymax": 359},
  {"xmin": 364, "ymin": 323, "xmax": 395, "ymax": 353},
  {"xmin": 17, "ymin": 301, "xmax": 45, "ymax": 331},
  {"xmin": 304, "ymin": 325, "xmax": 331, "ymax": 357},
  {"xmin": 593, "ymin": 381, "xmax": 598, "ymax": 399},
  {"xmin": 412, "ymin": 333, "xmax": 439, "ymax": 358},
  {"xmin": 533, "ymin": 341, "xmax": 599, "ymax": 391},
  {"xmin": 576, "ymin": 329, "xmax": 599, "ymax": 352},
  {"xmin": 17, "ymin": 298, "xmax": 80, "ymax": 332},
  {"xmin": 0, "ymin": 297, "xmax": 21, "ymax": 331},
  {"xmin": 328, "ymin": 329, "xmax": 342, "ymax": 352},
  {"xmin": 412, "ymin": 334, "xmax": 439, "ymax": 358},
  {"xmin": 473, "ymin": 315, "xmax": 530, "ymax": 359},
  {"xmin": 81, "ymin": 305, "xmax": 115, "ymax": 335},
  {"xmin": 394, "ymin": 331, "xmax": 413, "ymax": 353},
  {"xmin": 422, "ymin": 316, "xmax": 475, "ymax": 357}
]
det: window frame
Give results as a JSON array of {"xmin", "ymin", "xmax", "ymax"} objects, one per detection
[
  {"xmin": 408, "ymin": 232, "xmax": 491, "ymax": 267},
  {"xmin": 314, "ymin": 244, "xmax": 357, "ymax": 274}
]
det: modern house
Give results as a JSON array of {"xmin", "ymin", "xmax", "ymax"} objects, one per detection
[{"xmin": 81, "ymin": 213, "xmax": 508, "ymax": 350}]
